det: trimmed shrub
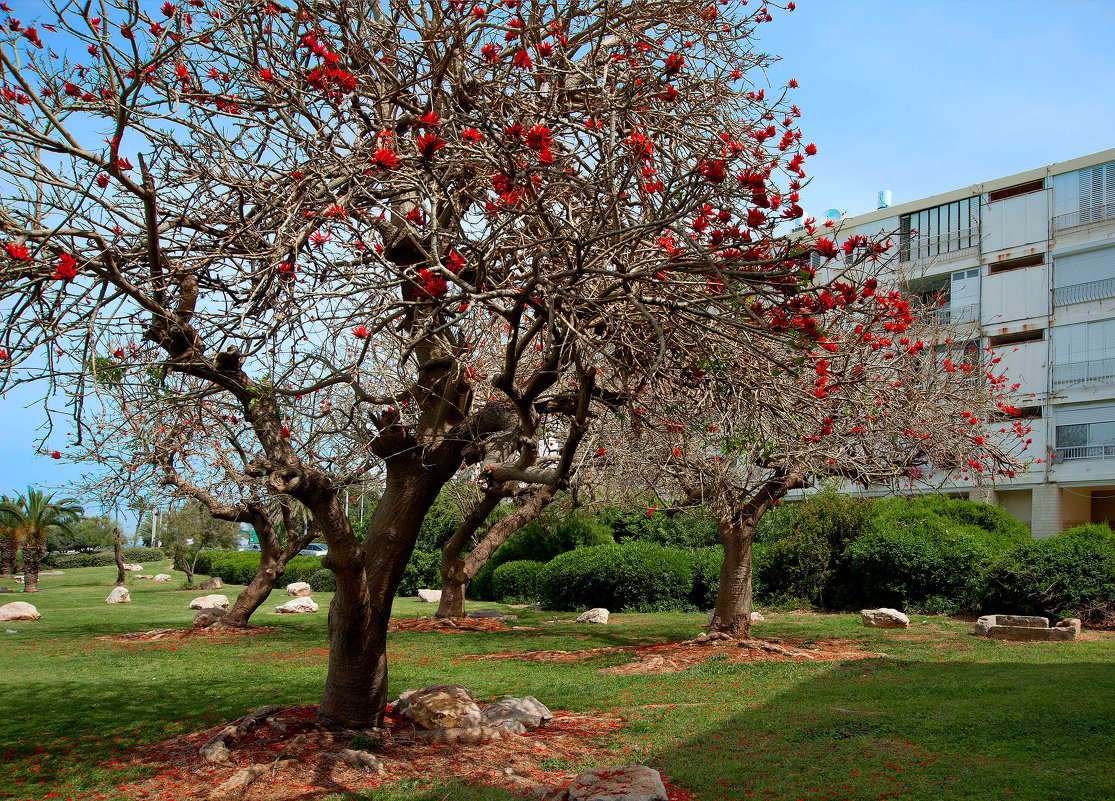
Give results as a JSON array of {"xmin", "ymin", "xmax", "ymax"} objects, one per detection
[
  {"xmin": 398, "ymin": 549, "xmax": 441, "ymax": 597},
  {"xmin": 41, "ymin": 552, "xmax": 116, "ymax": 569},
  {"xmin": 603, "ymin": 508, "xmax": 720, "ymax": 549},
  {"xmin": 190, "ymin": 551, "xmax": 323, "ymax": 587},
  {"xmin": 540, "ymin": 542, "xmax": 696, "ymax": 612},
  {"xmin": 982, "ymin": 524, "xmax": 1115, "ymax": 625},
  {"xmin": 491, "ymin": 559, "xmax": 546, "ymax": 603},
  {"xmin": 309, "ymin": 569, "xmax": 337, "ymax": 593},
  {"xmin": 120, "ymin": 547, "xmax": 167, "ymax": 562}
]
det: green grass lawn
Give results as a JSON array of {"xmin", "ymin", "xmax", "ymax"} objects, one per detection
[{"xmin": 1, "ymin": 565, "xmax": 1113, "ymax": 801}]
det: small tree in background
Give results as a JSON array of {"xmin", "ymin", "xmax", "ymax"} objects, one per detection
[{"xmin": 598, "ymin": 258, "xmax": 1029, "ymax": 638}]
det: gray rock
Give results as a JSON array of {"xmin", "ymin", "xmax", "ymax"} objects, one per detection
[
  {"xmin": 0, "ymin": 601, "xmax": 40, "ymax": 622},
  {"xmin": 974, "ymin": 615, "xmax": 995, "ymax": 636},
  {"xmin": 416, "ymin": 588, "xmax": 442, "ymax": 603},
  {"xmin": 481, "ymin": 695, "xmax": 553, "ymax": 734},
  {"xmin": 193, "ymin": 607, "xmax": 228, "ymax": 628},
  {"xmin": 197, "ymin": 577, "xmax": 223, "ymax": 590},
  {"xmin": 275, "ymin": 596, "xmax": 318, "ymax": 614},
  {"xmin": 286, "ymin": 581, "xmax": 312, "ymax": 597},
  {"xmin": 153, "ymin": 574, "xmax": 172, "ymax": 582},
  {"xmin": 575, "ymin": 607, "xmax": 609, "ymax": 624},
  {"xmin": 860, "ymin": 608, "xmax": 910, "ymax": 629},
  {"xmin": 122, "ymin": 563, "xmax": 143, "ymax": 571},
  {"xmin": 397, "ymin": 684, "xmax": 482, "ymax": 730},
  {"xmin": 105, "ymin": 587, "xmax": 131, "ymax": 604},
  {"xmin": 568, "ymin": 765, "xmax": 668, "ymax": 801},
  {"xmin": 189, "ymin": 594, "xmax": 230, "ymax": 610}
]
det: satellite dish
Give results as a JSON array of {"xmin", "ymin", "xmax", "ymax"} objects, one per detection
[{"xmin": 823, "ymin": 208, "xmax": 842, "ymax": 225}]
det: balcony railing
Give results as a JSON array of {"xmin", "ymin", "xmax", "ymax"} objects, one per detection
[
  {"xmin": 1053, "ymin": 202, "xmax": 1115, "ymax": 231},
  {"xmin": 1052, "ymin": 357, "xmax": 1115, "ymax": 388},
  {"xmin": 1053, "ymin": 277, "xmax": 1115, "ymax": 306},
  {"xmin": 899, "ymin": 227, "xmax": 979, "ymax": 263},
  {"xmin": 922, "ymin": 303, "xmax": 981, "ymax": 327},
  {"xmin": 1055, "ymin": 443, "xmax": 1115, "ymax": 461}
]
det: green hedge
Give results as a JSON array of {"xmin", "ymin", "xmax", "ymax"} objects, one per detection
[
  {"xmin": 193, "ymin": 551, "xmax": 324, "ymax": 587},
  {"xmin": 491, "ymin": 560, "xmax": 547, "ymax": 603},
  {"xmin": 690, "ymin": 546, "xmax": 726, "ymax": 610},
  {"xmin": 540, "ymin": 542, "xmax": 696, "ymax": 612},
  {"xmin": 397, "ymin": 549, "xmax": 441, "ymax": 597},
  {"xmin": 41, "ymin": 552, "xmax": 117, "ymax": 569},
  {"xmin": 309, "ymin": 569, "xmax": 336, "ymax": 592},
  {"xmin": 983, "ymin": 524, "xmax": 1115, "ymax": 624}
]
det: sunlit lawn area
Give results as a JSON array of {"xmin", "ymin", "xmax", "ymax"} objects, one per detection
[{"xmin": 1, "ymin": 565, "xmax": 1113, "ymax": 801}]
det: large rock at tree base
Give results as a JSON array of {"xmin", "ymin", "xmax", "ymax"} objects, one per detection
[
  {"xmin": 576, "ymin": 608, "xmax": 609, "ymax": 624},
  {"xmin": 122, "ymin": 563, "xmax": 143, "ymax": 571},
  {"xmin": 275, "ymin": 597, "xmax": 318, "ymax": 614},
  {"xmin": 189, "ymin": 594, "xmax": 230, "ymax": 610},
  {"xmin": 105, "ymin": 587, "xmax": 131, "ymax": 604},
  {"xmin": 197, "ymin": 577, "xmax": 223, "ymax": 590},
  {"xmin": 193, "ymin": 607, "xmax": 228, "ymax": 628},
  {"xmin": 481, "ymin": 695, "xmax": 553, "ymax": 734},
  {"xmin": 535, "ymin": 765, "xmax": 666, "ymax": 801},
  {"xmin": 416, "ymin": 588, "xmax": 442, "ymax": 603},
  {"xmin": 860, "ymin": 608, "xmax": 910, "ymax": 629},
  {"xmin": 396, "ymin": 684, "xmax": 483, "ymax": 730},
  {"xmin": 152, "ymin": 574, "xmax": 172, "ymax": 582},
  {"xmin": 0, "ymin": 601, "xmax": 40, "ymax": 622},
  {"xmin": 285, "ymin": 582, "xmax": 312, "ymax": 597}
]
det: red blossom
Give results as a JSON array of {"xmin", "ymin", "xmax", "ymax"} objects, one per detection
[
  {"xmin": 419, "ymin": 110, "xmax": 440, "ymax": 127},
  {"xmin": 804, "ymin": 142, "xmax": 818, "ymax": 155},
  {"xmin": 699, "ymin": 160, "xmax": 727, "ymax": 183},
  {"xmin": 3, "ymin": 242, "xmax": 31, "ymax": 261},
  {"xmin": 814, "ymin": 237, "xmax": 838, "ymax": 259},
  {"xmin": 161, "ymin": 1, "xmax": 176, "ymax": 17},
  {"xmin": 512, "ymin": 48, "xmax": 532, "ymax": 69},
  {"xmin": 352, "ymin": 325, "xmax": 369, "ymax": 338},
  {"xmin": 53, "ymin": 253, "xmax": 78, "ymax": 281},
  {"xmin": 663, "ymin": 53, "xmax": 684, "ymax": 76},
  {"xmin": 416, "ymin": 132, "xmax": 446, "ymax": 158},
  {"xmin": 524, "ymin": 124, "xmax": 552, "ymax": 151},
  {"xmin": 372, "ymin": 145, "xmax": 400, "ymax": 169},
  {"xmin": 259, "ymin": 68, "xmax": 274, "ymax": 83},
  {"xmin": 462, "ymin": 127, "xmax": 483, "ymax": 141}
]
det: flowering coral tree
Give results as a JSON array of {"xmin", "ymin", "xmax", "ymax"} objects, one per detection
[
  {"xmin": 1, "ymin": 0, "xmax": 838, "ymax": 725},
  {"xmin": 594, "ymin": 250, "xmax": 1030, "ymax": 638}
]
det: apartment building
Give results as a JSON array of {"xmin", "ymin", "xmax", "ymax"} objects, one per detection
[{"xmin": 829, "ymin": 148, "xmax": 1115, "ymax": 538}]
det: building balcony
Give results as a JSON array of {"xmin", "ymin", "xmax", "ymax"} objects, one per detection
[
  {"xmin": 922, "ymin": 303, "xmax": 981, "ymax": 327},
  {"xmin": 1053, "ymin": 358, "xmax": 1115, "ymax": 389},
  {"xmin": 1053, "ymin": 202, "xmax": 1115, "ymax": 232},
  {"xmin": 1055, "ymin": 443, "xmax": 1115, "ymax": 461},
  {"xmin": 1053, "ymin": 277, "xmax": 1115, "ymax": 306},
  {"xmin": 899, "ymin": 227, "xmax": 979, "ymax": 265}
]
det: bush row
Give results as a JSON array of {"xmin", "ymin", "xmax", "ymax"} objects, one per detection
[
  {"xmin": 41, "ymin": 547, "xmax": 168, "ymax": 569},
  {"xmin": 193, "ymin": 550, "xmax": 325, "ymax": 588}
]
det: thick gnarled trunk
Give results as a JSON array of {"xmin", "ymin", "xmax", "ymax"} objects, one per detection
[
  {"xmin": 219, "ymin": 555, "xmax": 285, "ymax": 627},
  {"xmin": 318, "ymin": 469, "xmax": 440, "ymax": 727},
  {"xmin": 708, "ymin": 519, "xmax": 755, "ymax": 638}
]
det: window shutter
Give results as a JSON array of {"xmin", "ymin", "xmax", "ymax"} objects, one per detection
[
  {"xmin": 1054, "ymin": 402, "xmax": 1115, "ymax": 427},
  {"xmin": 1053, "ymin": 245, "xmax": 1115, "ymax": 288}
]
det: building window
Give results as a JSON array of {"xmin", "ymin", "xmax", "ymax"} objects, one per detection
[
  {"xmin": 899, "ymin": 197, "xmax": 980, "ymax": 262},
  {"xmin": 1052, "ymin": 245, "xmax": 1115, "ymax": 306},
  {"xmin": 1052, "ymin": 161, "xmax": 1115, "ymax": 230},
  {"xmin": 988, "ymin": 253, "xmax": 1043, "ymax": 275},
  {"xmin": 1056, "ymin": 421, "xmax": 1115, "ymax": 461},
  {"xmin": 987, "ymin": 179, "xmax": 1044, "ymax": 203}
]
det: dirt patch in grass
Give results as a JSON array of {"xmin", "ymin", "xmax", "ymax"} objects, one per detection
[
  {"xmin": 109, "ymin": 704, "xmax": 634, "ymax": 800},
  {"xmin": 469, "ymin": 637, "xmax": 886, "ymax": 674},
  {"xmin": 100, "ymin": 626, "xmax": 278, "ymax": 644},
  {"xmin": 387, "ymin": 617, "xmax": 516, "ymax": 633}
]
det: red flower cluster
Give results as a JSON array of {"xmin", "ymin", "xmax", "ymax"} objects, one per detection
[{"xmin": 53, "ymin": 253, "xmax": 78, "ymax": 281}]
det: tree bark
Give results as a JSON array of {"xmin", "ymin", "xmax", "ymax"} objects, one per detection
[
  {"xmin": 114, "ymin": 528, "xmax": 126, "ymax": 586},
  {"xmin": 708, "ymin": 518, "xmax": 755, "ymax": 638},
  {"xmin": 0, "ymin": 535, "xmax": 15, "ymax": 580},
  {"xmin": 318, "ymin": 466, "xmax": 441, "ymax": 727},
  {"xmin": 21, "ymin": 542, "xmax": 42, "ymax": 593}
]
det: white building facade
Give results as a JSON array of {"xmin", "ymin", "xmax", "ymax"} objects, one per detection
[{"xmin": 835, "ymin": 148, "xmax": 1115, "ymax": 538}]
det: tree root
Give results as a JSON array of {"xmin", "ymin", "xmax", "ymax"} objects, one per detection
[{"xmin": 200, "ymin": 706, "xmax": 284, "ymax": 765}]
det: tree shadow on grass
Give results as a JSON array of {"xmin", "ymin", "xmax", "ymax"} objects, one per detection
[{"xmin": 650, "ymin": 657, "xmax": 1115, "ymax": 801}]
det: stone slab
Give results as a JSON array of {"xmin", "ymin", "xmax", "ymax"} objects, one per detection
[{"xmin": 987, "ymin": 625, "xmax": 1076, "ymax": 642}]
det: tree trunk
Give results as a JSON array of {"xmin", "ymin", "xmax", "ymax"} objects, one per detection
[
  {"xmin": 318, "ymin": 468, "xmax": 441, "ymax": 727},
  {"xmin": 114, "ymin": 528, "xmax": 126, "ymax": 586},
  {"xmin": 708, "ymin": 518, "xmax": 755, "ymax": 638},
  {"xmin": 0, "ymin": 535, "xmax": 15, "ymax": 580},
  {"xmin": 21, "ymin": 542, "xmax": 42, "ymax": 593},
  {"xmin": 219, "ymin": 555, "xmax": 284, "ymax": 627},
  {"xmin": 435, "ymin": 484, "xmax": 558, "ymax": 619}
]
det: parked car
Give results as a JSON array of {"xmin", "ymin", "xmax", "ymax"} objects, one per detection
[
  {"xmin": 238, "ymin": 543, "xmax": 261, "ymax": 552},
  {"xmin": 298, "ymin": 543, "xmax": 328, "ymax": 557}
]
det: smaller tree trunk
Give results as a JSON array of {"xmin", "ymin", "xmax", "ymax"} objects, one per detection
[
  {"xmin": 708, "ymin": 519, "xmax": 755, "ymax": 638},
  {"xmin": 21, "ymin": 542, "xmax": 42, "ymax": 593},
  {"xmin": 437, "ymin": 569, "xmax": 468, "ymax": 618},
  {"xmin": 114, "ymin": 528, "xmax": 126, "ymax": 586},
  {"xmin": 0, "ymin": 535, "xmax": 15, "ymax": 580}
]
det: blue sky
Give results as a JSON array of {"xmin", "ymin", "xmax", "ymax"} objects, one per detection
[{"xmin": 2, "ymin": 0, "xmax": 1114, "ymax": 531}]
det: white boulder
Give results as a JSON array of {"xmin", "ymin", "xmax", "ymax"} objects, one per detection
[
  {"xmin": 481, "ymin": 695, "xmax": 553, "ymax": 734},
  {"xmin": 122, "ymin": 563, "xmax": 144, "ymax": 571},
  {"xmin": 567, "ymin": 765, "xmax": 668, "ymax": 801},
  {"xmin": 286, "ymin": 582, "xmax": 312, "ymax": 597},
  {"xmin": 275, "ymin": 597, "xmax": 318, "ymax": 614},
  {"xmin": 0, "ymin": 601, "xmax": 40, "ymax": 622},
  {"xmin": 860, "ymin": 608, "xmax": 910, "ymax": 629},
  {"xmin": 397, "ymin": 685, "xmax": 482, "ymax": 730},
  {"xmin": 153, "ymin": 574, "xmax": 172, "ymax": 582},
  {"xmin": 575, "ymin": 607, "xmax": 609, "ymax": 624},
  {"xmin": 416, "ymin": 588, "xmax": 442, "ymax": 603},
  {"xmin": 106, "ymin": 587, "xmax": 131, "ymax": 604},
  {"xmin": 189, "ymin": 594, "xmax": 230, "ymax": 610}
]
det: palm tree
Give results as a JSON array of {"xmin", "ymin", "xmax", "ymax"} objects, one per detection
[
  {"xmin": 1, "ymin": 488, "xmax": 82, "ymax": 592},
  {"xmin": 0, "ymin": 494, "xmax": 18, "ymax": 580}
]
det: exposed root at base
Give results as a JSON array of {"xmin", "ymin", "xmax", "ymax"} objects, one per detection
[{"xmin": 99, "ymin": 626, "xmax": 278, "ymax": 644}]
